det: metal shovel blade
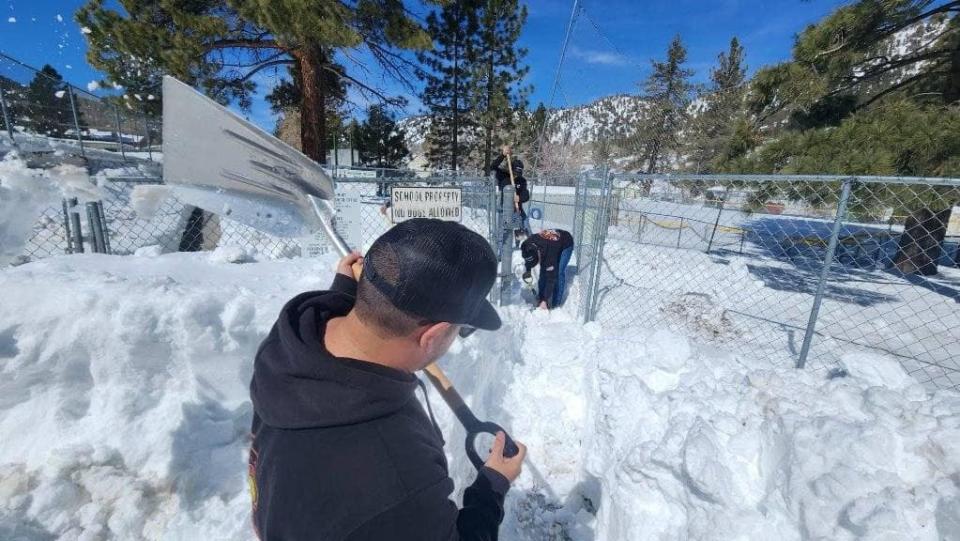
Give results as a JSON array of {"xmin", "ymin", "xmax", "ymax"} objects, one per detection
[{"xmin": 161, "ymin": 76, "xmax": 336, "ymax": 240}]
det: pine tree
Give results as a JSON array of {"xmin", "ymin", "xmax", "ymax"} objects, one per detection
[
  {"xmin": 77, "ymin": 0, "xmax": 431, "ymax": 162},
  {"xmin": 749, "ymin": 0, "xmax": 960, "ymax": 125},
  {"xmin": 418, "ymin": 1, "xmax": 481, "ymax": 171},
  {"xmin": 631, "ymin": 35, "xmax": 695, "ymax": 175},
  {"xmin": 355, "ymin": 105, "xmax": 409, "ymax": 168},
  {"xmin": 517, "ymin": 102, "xmax": 548, "ymax": 158},
  {"xmin": 472, "ymin": 0, "xmax": 531, "ymax": 173},
  {"xmin": 266, "ymin": 61, "xmax": 348, "ymax": 156},
  {"xmin": 15, "ymin": 65, "xmax": 83, "ymax": 138},
  {"xmin": 688, "ymin": 37, "xmax": 747, "ymax": 173},
  {"xmin": 734, "ymin": 1, "xmax": 960, "ymax": 274}
]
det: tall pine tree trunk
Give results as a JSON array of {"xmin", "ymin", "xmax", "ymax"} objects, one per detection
[
  {"xmin": 298, "ymin": 44, "xmax": 327, "ymax": 164},
  {"xmin": 483, "ymin": 54, "xmax": 495, "ymax": 174},
  {"xmin": 945, "ymin": 38, "xmax": 960, "ymax": 104},
  {"xmin": 894, "ymin": 207, "xmax": 951, "ymax": 275},
  {"xmin": 452, "ymin": 36, "xmax": 460, "ymax": 171}
]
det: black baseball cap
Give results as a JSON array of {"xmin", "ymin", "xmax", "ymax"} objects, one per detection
[{"xmin": 362, "ymin": 219, "xmax": 501, "ymax": 332}]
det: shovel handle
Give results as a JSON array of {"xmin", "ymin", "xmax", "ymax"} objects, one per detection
[
  {"xmin": 465, "ymin": 421, "xmax": 521, "ymax": 471},
  {"xmin": 506, "ymin": 154, "xmax": 520, "ymax": 212},
  {"xmin": 422, "ymin": 364, "xmax": 520, "ymax": 471},
  {"xmin": 352, "ymin": 261, "xmax": 519, "ymax": 470}
]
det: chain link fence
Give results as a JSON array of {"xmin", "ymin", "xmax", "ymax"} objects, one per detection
[
  {"xmin": 572, "ymin": 172, "xmax": 960, "ymax": 392},
  {"xmin": 0, "ymin": 52, "xmax": 159, "ymax": 161},
  {"xmin": 15, "ymin": 173, "xmax": 498, "ymax": 265}
]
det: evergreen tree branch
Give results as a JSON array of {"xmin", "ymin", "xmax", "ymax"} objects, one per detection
[
  {"xmin": 208, "ymin": 39, "xmax": 285, "ymax": 51},
  {"xmin": 238, "ymin": 59, "xmax": 295, "ymax": 82},
  {"xmin": 858, "ymin": 69, "xmax": 948, "ymax": 109}
]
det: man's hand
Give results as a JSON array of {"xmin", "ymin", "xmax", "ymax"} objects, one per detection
[
  {"xmin": 485, "ymin": 432, "xmax": 526, "ymax": 483},
  {"xmin": 501, "ymin": 144, "xmax": 511, "ymax": 156},
  {"xmin": 538, "ymin": 301, "xmax": 549, "ymax": 310},
  {"xmin": 337, "ymin": 251, "xmax": 363, "ymax": 279}
]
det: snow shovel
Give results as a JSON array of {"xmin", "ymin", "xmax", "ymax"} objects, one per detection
[{"xmin": 161, "ymin": 76, "xmax": 519, "ymax": 470}]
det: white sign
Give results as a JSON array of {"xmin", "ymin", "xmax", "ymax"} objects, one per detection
[
  {"xmin": 334, "ymin": 189, "xmax": 363, "ymax": 249},
  {"xmin": 333, "ymin": 168, "xmax": 378, "ymax": 178},
  {"xmin": 299, "ymin": 230, "xmax": 332, "ymax": 257},
  {"xmin": 391, "ymin": 187, "xmax": 462, "ymax": 223}
]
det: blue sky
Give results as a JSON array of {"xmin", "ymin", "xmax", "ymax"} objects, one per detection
[{"xmin": 1, "ymin": 0, "xmax": 851, "ymax": 130}]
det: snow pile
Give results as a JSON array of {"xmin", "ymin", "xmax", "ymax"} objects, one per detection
[
  {"xmin": 0, "ymin": 153, "xmax": 97, "ymax": 266},
  {"xmin": 441, "ymin": 312, "xmax": 960, "ymax": 540},
  {"xmin": 0, "ymin": 253, "xmax": 958, "ymax": 540},
  {"xmin": 0, "ymin": 254, "xmax": 338, "ymax": 539}
]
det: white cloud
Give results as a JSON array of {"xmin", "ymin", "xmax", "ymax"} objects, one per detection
[
  {"xmin": 56, "ymin": 14, "xmax": 63, "ymax": 23},
  {"xmin": 7, "ymin": 17, "xmax": 16, "ymax": 23},
  {"xmin": 87, "ymin": 81, "xmax": 100, "ymax": 92},
  {"xmin": 570, "ymin": 46, "xmax": 629, "ymax": 67}
]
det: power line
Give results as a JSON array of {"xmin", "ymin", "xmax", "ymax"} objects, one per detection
[{"xmin": 532, "ymin": 0, "xmax": 581, "ymax": 174}]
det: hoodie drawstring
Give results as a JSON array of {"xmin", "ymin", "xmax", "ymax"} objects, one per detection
[{"xmin": 416, "ymin": 377, "xmax": 444, "ymax": 443}]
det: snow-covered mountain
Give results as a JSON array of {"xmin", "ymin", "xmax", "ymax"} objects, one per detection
[{"xmin": 398, "ymin": 16, "xmax": 951, "ymax": 170}]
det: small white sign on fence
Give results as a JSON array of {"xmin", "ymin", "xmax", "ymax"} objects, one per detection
[
  {"xmin": 391, "ymin": 187, "xmax": 462, "ymax": 223},
  {"xmin": 298, "ymin": 188, "xmax": 364, "ymax": 256},
  {"xmin": 335, "ymin": 190, "xmax": 363, "ymax": 248}
]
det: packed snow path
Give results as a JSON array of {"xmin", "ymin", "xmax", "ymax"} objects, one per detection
[{"xmin": 1, "ymin": 252, "xmax": 958, "ymax": 540}]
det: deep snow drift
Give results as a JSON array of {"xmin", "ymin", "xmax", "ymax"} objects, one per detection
[{"xmin": 1, "ymin": 252, "xmax": 958, "ymax": 540}]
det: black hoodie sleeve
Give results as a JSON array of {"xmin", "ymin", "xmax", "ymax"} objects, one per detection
[
  {"xmin": 488, "ymin": 153, "xmax": 505, "ymax": 176},
  {"xmin": 346, "ymin": 468, "xmax": 509, "ymax": 541},
  {"xmin": 330, "ymin": 272, "xmax": 358, "ymax": 297}
]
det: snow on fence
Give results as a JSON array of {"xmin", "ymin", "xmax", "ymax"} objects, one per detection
[{"xmin": 578, "ymin": 173, "xmax": 960, "ymax": 392}]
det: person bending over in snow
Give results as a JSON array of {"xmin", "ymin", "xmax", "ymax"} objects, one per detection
[
  {"xmin": 489, "ymin": 144, "xmax": 531, "ymax": 244},
  {"xmin": 248, "ymin": 218, "xmax": 526, "ymax": 540},
  {"xmin": 521, "ymin": 229, "xmax": 574, "ymax": 310}
]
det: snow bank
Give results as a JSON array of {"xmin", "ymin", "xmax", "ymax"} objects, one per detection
[
  {"xmin": 1, "ymin": 254, "xmax": 958, "ymax": 540},
  {"xmin": 0, "ymin": 153, "xmax": 97, "ymax": 266},
  {"xmin": 441, "ymin": 309, "xmax": 960, "ymax": 540}
]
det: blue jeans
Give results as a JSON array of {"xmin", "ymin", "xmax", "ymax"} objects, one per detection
[
  {"xmin": 553, "ymin": 246, "xmax": 573, "ymax": 306},
  {"xmin": 539, "ymin": 246, "xmax": 573, "ymax": 307}
]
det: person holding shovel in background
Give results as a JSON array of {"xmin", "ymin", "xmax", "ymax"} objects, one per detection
[
  {"xmin": 521, "ymin": 229, "xmax": 575, "ymax": 310},
  {"xmin": 489, "ymin": 145, "xmax": 531, "ymax": 246},
  {"xmin": 248, "ymin": 218, "xmax": 526, "ymax": 540}
]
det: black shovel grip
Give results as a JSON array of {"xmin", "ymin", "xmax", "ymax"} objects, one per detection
[{"xmin": 465, "ymin": 421, "xmax": 521, "ymax": 471}]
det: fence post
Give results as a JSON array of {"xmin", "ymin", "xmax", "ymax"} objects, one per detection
[
  {"xmin": 61, "ymin": 199, "xmax": 74, "ymax": 254},
  {"xmin": 97, "ymin": 201, "xmax": 111, "ymax": 254},
  {"xmin": 497, "ymin": 185, "xmax": 517, "ymax": 306},
  {"xmin": 706, "ymin": 199, "xmax": 725, "ymax": 253},
  {"xmin": 65, "ymin": 87, "xmax": 85, "ymax": 156},
  {"xmin": 587, "ymin": 170, "xmax": 613, "ymax": 321},
  {"xmin": 86, "ymin": 202, "xmax": 106, "ymax": 253},
  {"xmin": 677, "ymin": 218, "xmax": 684, "ymax": 248},
  {"xmin": 0, "ymin": 80, "xmax": 14, "ymax": 143},
  {"xmin": 114, "ymin": 106, "xmax": 127, "ymax": 161},
  {"xmin": 142, "ymin": 113, "xmax": 153, "ymax": 161},
  {"xmin": 797, "ymin": 177, "xmax": 854, "ymax": 368},
  {"xmin": 68, "ymin": 197, "xmax": 84, "ymax": 253}
]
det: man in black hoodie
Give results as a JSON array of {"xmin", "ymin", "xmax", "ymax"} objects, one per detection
[
  {"xmin": 489, "ymin": 145, "xmax": 531, "ymax": 245},
  {"xmin": 249, "ymin": 218, "xmax": 526, "ymax": 540}
]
